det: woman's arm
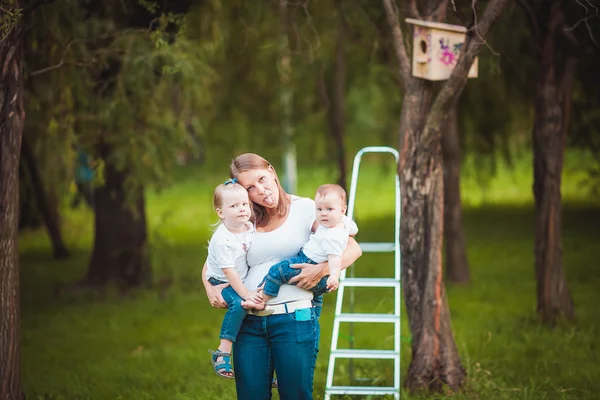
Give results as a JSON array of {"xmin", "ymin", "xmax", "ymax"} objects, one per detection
[
  {"xmin": 289, "ymin": 237, "xmax": 362, "ymax": 289},
  {"xmin": 202, "ymin": 262, "xmax": 228, "ymax": 308}
]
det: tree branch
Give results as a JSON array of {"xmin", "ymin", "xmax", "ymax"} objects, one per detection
[
  {"xmin": 426, "ymin": 0, "xmax": 511, "ymax": 139},
  {"xmin": 565, "ymin": 0, "xmax": 599, "ymax": 47},
  {"xmin": 28, "ymin": 40, "xmax": 77, "ymax": 76},
  {"xmin": 516, "ymin": 0, "xmax": 541, "ymax": 41},
  {"xmin": 24, "ymin": 0, "xmax": 55, "ymax": 12},
  {"xmin": 408, "ymin": 0, "xmax": 422, "ymax": 19},
  {"xmin": 432, "ymin": 0, "xmax": 449, "ymax": 21},
  {"xmin": 382, "ymin": 0, "xmax": 411, "ymax": 85},
  {"xmin": 278, "ymin": 0, "xmax": 299, "ymax": 53}
]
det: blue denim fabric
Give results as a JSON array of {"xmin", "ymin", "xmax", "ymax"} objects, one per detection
[
  {"xmin": 233, "ymin": 308, "xmax": 319, "ymax": 400},
  {"xmin": 208, "ymin": 277, "xmax": 246, "ymax": 342},
  {"xmin": 260, "ymin": 250, "xmax": 329, "ymax": 299}
]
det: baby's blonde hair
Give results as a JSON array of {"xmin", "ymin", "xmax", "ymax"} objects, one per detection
[
  {"xmin": 213, "ymin": 181, "xmax": 248, "ymax": 211},
  {"xmin": 315, "ymin": 184, "xmax": 347, "ymax": 207}
]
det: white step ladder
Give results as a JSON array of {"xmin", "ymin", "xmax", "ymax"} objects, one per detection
[{"xmin": 324, "ymin": 146, "xmax": 401, "ymax": 400}]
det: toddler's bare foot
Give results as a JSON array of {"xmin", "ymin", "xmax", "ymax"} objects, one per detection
[{"xmin": 241, "ymin": 299, "xmax": 267, "ymax": 310}]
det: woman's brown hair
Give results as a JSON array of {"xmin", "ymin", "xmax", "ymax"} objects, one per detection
[{"xmin": 229, "ymin": 153, "xmax": 290, "ymax": 228}]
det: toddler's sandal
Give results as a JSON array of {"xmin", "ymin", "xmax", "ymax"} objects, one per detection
[{"xmin": 209, "ymin": 349, "xmax": 234, "ymax": 379}]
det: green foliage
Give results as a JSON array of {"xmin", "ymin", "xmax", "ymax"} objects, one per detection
[
  {"xmin": 24, "ymin": 0, "xmax": 217, "ymax": 199},
  {"xmin": 20, "ymin": 0, "xmax": 600, "ymax": 204},
  {"xmin": 0, "ymin": 2, "xmax": 22, "ymax": 41},
  {"xmin": 19, "ymin": 161, "xmax": 600, "ymax": 399}
]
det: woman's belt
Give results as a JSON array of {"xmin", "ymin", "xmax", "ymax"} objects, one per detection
[{"xmin": 246, "ymin": 299, "xmax": 313, "ymax": 316}]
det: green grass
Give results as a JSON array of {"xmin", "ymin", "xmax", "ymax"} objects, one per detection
[{"xmin": 20, "ymin": 159, "xmax": 600, "ymax": 400}]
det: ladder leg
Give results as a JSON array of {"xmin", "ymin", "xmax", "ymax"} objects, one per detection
[{"xmin": 324, "ymin": 146, "xmax": 402, "ymax": 399}]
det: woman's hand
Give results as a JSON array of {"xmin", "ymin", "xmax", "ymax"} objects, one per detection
[
  {"xmin": 289, "ymin": 262, "xmax": 327, "ymax": 290},
  {"xmin": 206, "ymin": 282, "xmax": 229, "ymax": 308}
]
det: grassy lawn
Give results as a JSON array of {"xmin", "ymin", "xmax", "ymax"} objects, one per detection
[{"xmin": 19, "ymin": 159, "xmax": 600, "ymax": 400}]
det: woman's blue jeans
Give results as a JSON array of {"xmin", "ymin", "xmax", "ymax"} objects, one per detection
[{"xmin": 233, "ymin": 307, "xmax": 319, "ymax": 400}]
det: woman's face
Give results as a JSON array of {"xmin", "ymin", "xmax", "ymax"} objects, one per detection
[{"xmin": 236, "ymin": 167, "xmax": 279, "ymax": 208}]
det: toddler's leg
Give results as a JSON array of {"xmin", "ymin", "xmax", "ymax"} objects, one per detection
[
  {"xmin": 211, "ymin": 285, "xmax": 246, "ymax": 379},
  {"xmin": 262, "ymin": 254, "xmax": 312, "ymax": 297},
  {"xmin": 311, "ymin": 276, "xmax": 330, "ymax": 297},
  {"xmin": 219, "ymin": 286, "xmax": 247, "ymax": 343}
]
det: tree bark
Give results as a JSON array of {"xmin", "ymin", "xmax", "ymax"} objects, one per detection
[
  {"xmin": 278, "ymin": 0, "xmax": 297, "ymax": 194},
  {"xmin": 399, "ymin": 77, "xmax": 467, "ymax": 392},
  {"xmin": 84, "ymin": 147, "xmax": 150, "ymax": 288},
  {"xmin": 383, "ymin": 0, "xmax": 510, "ymax": 391},
  {"xmin": 531, "ymin": 0, "xmax": 574, "ymax": 326},
  {"xmin": 330, "ymin": 0, "xmax": 347, "ymax": 191},
  {"xmin": 21, "ymin": 135, "xmax": 69, "ymax": 259},
  {"xmin": 442, "ymin": 104, "xmax": 470, "ymax": 284},
  {"xmin": 384, "ymin": 2, "xmax": 466, "ymax": 390},
  {"xmin": 318, "ymin": 17, "xmax": 348, "ymax": 191},
  {"xmin": 0, "ymin": 1, "xmax": 25, "ymax": 397}
]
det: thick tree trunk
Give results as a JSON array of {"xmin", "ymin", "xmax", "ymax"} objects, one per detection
[
  {"xmin": 330, "ymin": 0, "xmax": 347, "ymax": 191},
  {"xmin": 0, "ymin": 2, "xmax": 25, "ymax": 397},
  {"xmin": 318, "ymin": 32, "xmax": 348, "ymax": 191},
  {"xmin": 21, "ymin": 135, "xmax": 69, "ymax": 259},
  {"xmin": 442, "ymin": 104, "xmax": 470, "ymax": 284},
  {"xmin": 384, "ymin": 0, "xmax": 509, "ymax": 391},
  {"xmin": 84, "ymin": 150, "xmax": 150, "ymax": 288},
  {"xmin": 18, "ymin": 157, "xmax": 42, "ymax": 229},
  {"xmin": 532, "ymin": 2, "xmax": 574, "ymax": 326},
  {"xmin": 278, "ymin": 0, "xmax": 297, "ymax": 194},
  {"xmin": 399, "ymin": 79, "xmax": 466, "ymax": 391}
]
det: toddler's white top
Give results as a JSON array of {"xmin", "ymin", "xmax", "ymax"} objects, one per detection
[
  {"xmin": 206, "ymin": 221, "xmax": 254, "ymax": 282},
  {"xmin": 302, "ymin": 216, "xmax": 358, "ymax": 263}
]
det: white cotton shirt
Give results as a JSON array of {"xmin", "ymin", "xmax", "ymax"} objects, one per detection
[
  {"xmin": 244, "ymin": 196, "xmax": 316, "ymax": 305},
  {"xmin": 302, "ymin": 216, "xmax": 358, "ymax": 263},
  {"xmin": 206, "ymin": 222, "xmax": 254, "ymax": 282}
]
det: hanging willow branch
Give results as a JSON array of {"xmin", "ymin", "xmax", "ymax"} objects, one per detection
[{"xmin": 0, "ymin": 6, "xmax": 23, "ymax": 41}]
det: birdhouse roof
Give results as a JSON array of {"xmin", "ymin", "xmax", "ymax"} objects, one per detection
[{"xmin": 405, "ymin": 18, "xmax": 468, "ymax": 33}]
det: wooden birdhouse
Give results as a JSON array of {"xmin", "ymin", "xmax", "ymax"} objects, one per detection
[{"xmin": 405, "ymin": 18, "xmax": 478, "ymax": 81}]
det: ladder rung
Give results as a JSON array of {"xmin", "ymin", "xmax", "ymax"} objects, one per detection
[
  {"xmin": 359, "ymin": 242, "xmax": 396, "ymax": 252},
  {"xmin": 326, "ymin": 386, "xmax": 398, "ymax": 395},
  {"xmin": 331, "ymin": 349, "xmax": 399, "ymax": 359},
  {"xmin": 336, "ymin": 313, "xmax": 398, "ymax": 323},
  {"xmin": 341, "ymin": 277, "xmax": 399, "ymax": 287}
]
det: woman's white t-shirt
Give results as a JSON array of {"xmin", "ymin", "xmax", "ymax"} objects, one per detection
[{"xmin": 244, "ymin": 196, "xmax": 315, "ymax": 305}]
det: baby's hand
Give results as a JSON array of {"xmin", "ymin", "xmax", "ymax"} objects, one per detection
[
  {"xmin": 245, "ymin": 290, "xmax": 263, "ymax": 303},
  {"xmin": 326, "ymin": 275, "xmax": 339, "ymax": 292}
]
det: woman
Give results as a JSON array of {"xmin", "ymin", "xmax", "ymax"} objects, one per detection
[{"xmin": 202, "ymin": 153, "xmax": 362, "ymax": 400}]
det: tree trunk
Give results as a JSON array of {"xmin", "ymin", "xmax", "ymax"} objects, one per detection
[
  {"xmin": 0, "ymin": 2, "xmax": 25, "ymax": 397},
  {"xmin": 399, "ymin": 79, "xmax": 467, "ymax": 392},
  {"xmin": 278, "ymin": 0, "xmax": 297, "ymax": 194},
  {"xmin": 383, "ymin": 0, "xmax": 509, "ymax": 391},
  {"xmin": 18, "ymin": 157, "xmax": 42, "ymax": 229},
  {"xmin": 84, "ymin": 149, "xmax": 150, "ymax": 288},
  {"xmin": 21, "ymin": 135, "xmax": 69, "ymax": 259},
  {"xmin": 442, "ymin": 104, "xmax": 470, "ymax": 284},
  {"xmin": 330, "ymin": 0, "xmax": 347, "ymax": 191},
  {"xmin": 318, "ymin": 36, "xmax": 348, "ymax": 191},
  {"xmin": 532, "ymin": 1, "xmax": 574, "ymax": 326}
]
